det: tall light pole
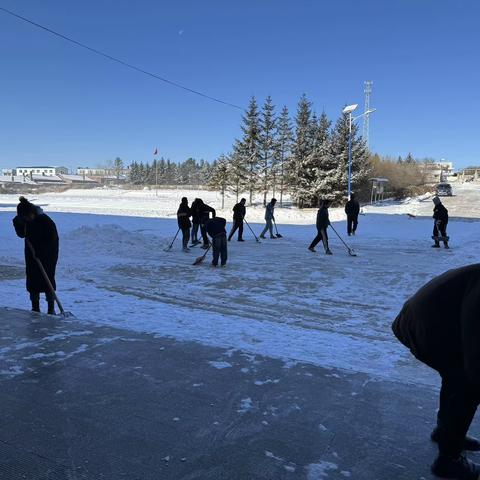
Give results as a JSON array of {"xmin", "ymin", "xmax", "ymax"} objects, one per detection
[{"xmin": 342, "ymin": 104, "xmax": 376, "ymax": 199}]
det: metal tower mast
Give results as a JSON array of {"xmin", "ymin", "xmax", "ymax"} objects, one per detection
[{"xmin": 363, "ymin": 81, "xmax": 373, "ymax": 148}]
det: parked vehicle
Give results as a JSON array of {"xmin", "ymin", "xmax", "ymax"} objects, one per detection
[{"xmin": 436, "ymin": 182, "xmax": 453, "ymax": 196}]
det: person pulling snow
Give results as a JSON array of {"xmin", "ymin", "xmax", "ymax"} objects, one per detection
[
  {"xmin": 206, "ymin": 217, "xmax": 228, "ymax": 267},
  {"xmin": 308, "ymin": 200, "xmax": 332, "ymax": 255},
  {"xmin": 432, "ymin": 196, "xmax": 449, "ymax": 249},
  {"xmin": 190, "ymin": 198, "xmax": 202, "ymax": 246},
  {"xmin": 392, "ymin": 264, "xmax": 480, "ymax": 479},
  {"xmin": 259, "ymin": 198, "xmax": 277, "ymax": 239},
  {"xmin": 196, "ymin": 199, "xmax": 216, "ymax": 249},
  {"xmin": 228, "ymin": 198, "xmax": 246, "ymax": 242},
  {"xmin": 12, "ymin": 197, "xmax": 59, "ymax": 315},
  {"xmin": 345, "ymin": 193, "xmax": 360, "ymax": 236},
  {"xmin": 177, "ymin": 197, "xmax": 192, "ymax": 252}
]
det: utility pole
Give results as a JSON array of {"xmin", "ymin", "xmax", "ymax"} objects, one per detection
[{"xmin": 363, "ymin": 81, "xmax": 373, "ymax": 149}]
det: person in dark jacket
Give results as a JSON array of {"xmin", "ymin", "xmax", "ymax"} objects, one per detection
[
  {"xmin": 205, "ymin": 217, "xmax": 228, "ymax": 266},
  {"xmin": 259, "ymin": 198, "xmax": 277, "ymax": 239},
  {"xmin": 228, "ymin": 198, "xmax": 246, "ymax": 242},
  {"xmin": 12, "ymin": 197, "xmax": 59, "ymax": 315},
  {"xmin": 432, "ymin": 196, "xmax": 449, "ymax": 249},
  {"xmin": 345, "ymin": 193, "xmax": 360, "ymax": 236},
  {"xmin": 392, "ymin": 264, "xmax": 480, "ymax": 479},
  {"xmin": 190, "ymin": 198, "xmax": 202, "ymax": 246},
  {"xmin": 177, "ymin": 197, "xmax": 192, "ymax": 252},
  {"xmin": 196, "ymin": 199, "xmax": 216, "ymax": 249},
  {"xmin": 308, "ymin": 200, "xmax": 332, "ymax": 255}
]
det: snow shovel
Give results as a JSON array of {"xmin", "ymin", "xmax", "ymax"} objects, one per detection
[
  {"xmin": 193, "ymin": 244, "xmax": 212, "ymax": 265},
  {"xmin": 273, "ymin": 219, "xmax": 283, "ymax": 238},
  {"xmin": 25, "ymin": 239, "xmax": 74, "ymax": 317},
  {"xmin": 244, "ymin": 219, "xmax": 261, "ymax": 243},
  {"xmin": 329, "ymin": 224, "xmax": 357, "ymax": 257},
  {"xmin": 163, "ymin": 228, "xmax": 180, "ymax": 252}
]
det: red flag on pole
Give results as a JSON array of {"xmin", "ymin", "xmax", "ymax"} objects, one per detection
[{"xmin": 153, "ymin": 148, "xmax": 158, "ymax": 156}]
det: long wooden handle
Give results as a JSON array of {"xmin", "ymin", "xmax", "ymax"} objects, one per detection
[{"xmin": 25, "ymin": 239, "xmax": 65, "ymax": 315}]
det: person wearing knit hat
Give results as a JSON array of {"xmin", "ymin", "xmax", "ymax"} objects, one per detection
[
  {"xmin": 177, "ymin": 197, "xmax": 192, "ymax": 252},
  {"xmin": 12, "ymin": 197, "xmax": 59, "ymax": 314},
  {"xmin": 432, "ymin": 196, "xmax": 449, "ymax": 249}
]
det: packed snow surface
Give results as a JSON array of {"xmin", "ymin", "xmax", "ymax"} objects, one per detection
[{"xmin": 1, "ymin": 184, "xmax": 479, "ymax": 387}]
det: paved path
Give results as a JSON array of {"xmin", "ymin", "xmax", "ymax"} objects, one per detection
[{"xmin": 1, "ymin": 307, "xmax": 479, "ymax": 479}]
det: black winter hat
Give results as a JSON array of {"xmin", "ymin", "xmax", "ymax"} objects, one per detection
[{"xmin": 17, "ymin": 197, "xmax": 36, "ymax": 216}]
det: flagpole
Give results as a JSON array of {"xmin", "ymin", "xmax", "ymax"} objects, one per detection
[{"xmin": 154, "ymin": 148, "xmax": 158, "ymax": 197}]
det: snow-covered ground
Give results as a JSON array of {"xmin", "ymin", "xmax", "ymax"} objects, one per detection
[{"xmin": 1, "ymin": 184, "xmax": 479, "ymax": 387}]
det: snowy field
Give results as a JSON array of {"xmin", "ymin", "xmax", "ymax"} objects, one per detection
[{"xmin": 1, "ymin": 183, "xmax": 479, "ymax": 387}]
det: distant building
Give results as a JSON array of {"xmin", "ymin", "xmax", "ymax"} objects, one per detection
[
  {"xmin": 76, "ymin": 167, "xmax": 109, "ymax": 176},
  {"xmin": 15, "ymin": 166, "xmax": 69, "ymax": 177},
  {"xmin": 420, "ymin": 161, "xmax": 454, "ymax": 183}
]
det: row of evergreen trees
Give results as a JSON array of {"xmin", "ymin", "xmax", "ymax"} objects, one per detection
[
  {"xmin": 209, "ymin": 95, "xmax": 370, "ymax": 207},
  {"xmin": 129, "ymin": 158, "xmax": 214, "ymax": 186}
]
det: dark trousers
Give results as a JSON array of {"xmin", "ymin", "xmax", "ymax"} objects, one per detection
[
  {"xmin": 212, "ymin": 234, "xmax": 228, "ymax": 266},
  {"xmin": 433, "ymin": 221, "xmax": 448, "ymax": 245},
  {"xmin": 309, "ymin": 228, "xmax": 329, "ymax": 251},
  {"xmin": 191, "ymin": 223, "xmax": 200, "ymax": 242},
  {"xmin": 436, "ymin": 369, "xmax": 479, "ymax": 457},
  {"xmin": 181, "ymin": 227, "xmax": 190, "ymax": 249},
  {"xmin": 228, "ymin": 219, "xmax": 244, "ymax": 240},
  {"xmin": 30, "ymin": 291, "xmax": 54, "ymax": 302},
  {"xmin": 347, "ymin": 215, "xmax": 358, "ymax": 235},
  {"xmin": 201, "ymin": 224, "xmax": 209, "ymax": 247}
]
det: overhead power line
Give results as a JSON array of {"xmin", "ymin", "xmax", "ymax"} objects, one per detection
[{"xmin": 0, "ymin": 6, "xmax": 243, "ymax": 110}]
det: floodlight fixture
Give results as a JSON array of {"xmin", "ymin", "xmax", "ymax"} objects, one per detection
[{"xmin": 342, "ymin": 104, "xmax": 358, "ymax": 114}]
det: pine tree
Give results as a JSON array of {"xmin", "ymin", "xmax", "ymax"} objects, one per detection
[
  {"xmin": 289, "ymin": 94, "xmax": 314, "ymax": 207},
  {"xmin": 209, "ymin": 155, "xmax": 229, "ymax": 208},
  {"xmin": 238, "ymin": 96, "xmax": 261, "ymax": 205},
  {"xmin": 274, "ymin": 105, "xmax": 293, "ymax": 206},
  {"xmin": 405, "ymin": 153, "xmax": 415, "ymax": 164},
  {"xmin": 329, "ymin": 112, "xmax": 371, "ymax": 202},
  {"xmin": 311, "ymin": 111, "xmax": 335, "ymax": 205},
  {"xmin": 227, "ymin": 147, "xmax": 248, "ymax": 202},
  {"xmin": 258, "ymin": 96, "xmax": 277, "ymax": 206}
]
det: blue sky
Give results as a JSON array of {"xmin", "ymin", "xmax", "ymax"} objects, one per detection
[{"xmin": 0, "ymin": 0, "xmax": 479, "ymax": 171}]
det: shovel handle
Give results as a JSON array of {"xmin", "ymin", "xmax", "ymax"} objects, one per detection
[{"xmin": 25, "ymin": 239, "xmax": 65, "ymax": 315}]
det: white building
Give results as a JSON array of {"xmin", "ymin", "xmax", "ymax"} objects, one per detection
[
  {"xmin": 15, "ymin": 166, "xmax": 68, "ymax": 177},
  {"xmin": 420, "ymin": 161, "xmax": 455, "ymax": 183}
]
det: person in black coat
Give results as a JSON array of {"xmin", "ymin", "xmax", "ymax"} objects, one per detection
[
  {"xmin": 432, "ymin": 196, "xmax": 449, "ymax": 249},
  {"xmin": 12, "ymin": 197, "xmax": 59, "ymax": 315},
  {"xmin": 196, "ymin": 199, "xmax": 216, "ymax": 249},
  {"xmin": 392, "ymin": 264, "xmax": 480, "ymax": 479},
  {"xmin": 345, "ymin": 193, "xmax": 360, "ymax": 236},
  {"xmin": 190, "ymin": 198, "xmax": 202, "ymax": 246},
  {"xmin": 177, "ymin": 197, "xmax": 192, "ymax": 252},
  {"xmin": 228, "ymin": 198, "xmax": 246, "ymax": 242},
  {"xmin": 308, "ymin": 200, "xmax": 332, "ymax": 255},
  {"xmin": 205, "ymin": 217, "xmax": 228, "ymax": 266}
]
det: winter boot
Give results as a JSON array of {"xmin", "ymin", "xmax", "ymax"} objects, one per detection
[
  {"xmin": 31, "ymin": 299, "xmax": 40, "ymax": 313},
  {"xmin": 325, "ymin": 249, "xmax": 333, "ymax": 255},
  {"xmin": 47, "ymin": 301, "xmax": 56, "ymax": 316},
  {"xmin": 183, "ymin": 247, "xmax": 190, "ymax": 252},
  {"xmin": 259, "ymin": 235, "xmax": 266, "ymax": 239},
  {"xmin": 432, "ymin": 243, "xmax": 441, "ymax": 248},
  {"xmin": 431, "ymin": 454, "xmax": 480, "ymax": 479},
  {"xmin": 431, "ymin": 428, "xmax": 480, "ymax": 452},
  {"xmin": 308, "ymin": 247, "xmax": 316, "ymax": 253},
  {"xmin": 238, "ymin": 238, "xmax": 245, "ymax": 242},
  {"xmin": 444, "ymin": 242, "xmax": 450, "ymax": 249}
]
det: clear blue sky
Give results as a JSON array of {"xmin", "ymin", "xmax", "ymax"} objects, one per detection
[{"xmin": 0, "ymin": 0, "xmax": 479, "ymax": 171}]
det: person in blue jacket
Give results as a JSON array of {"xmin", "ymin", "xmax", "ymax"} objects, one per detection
[{"xmin": 259, "ymin": 198, "xmax": 277, "ymax": 239}]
